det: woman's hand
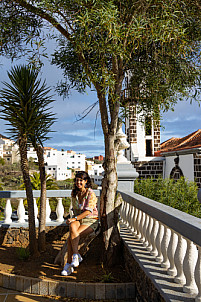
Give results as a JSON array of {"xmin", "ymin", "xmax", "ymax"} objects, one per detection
[{"xmin": 66, "ymin": 217, "xmax": 77, "ymax": 225}]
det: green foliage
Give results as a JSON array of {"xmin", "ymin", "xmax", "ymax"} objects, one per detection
[
  {"xmin": 49, "ymin": 197, "xmax": 71, "ymax": 213},
  {"xmin": 0, "ymin": 65, "xmax": 56, "ymax": 146},
  {"xmin": 0, "ymin": 158, "xmax": 5, "ymax": 165},
  {"xmin": 16, "ymin": 247, "xmax": 30, "ymax": 261},
  {"xmin": 134, "ymin": 177, "xmax": 201, "ymax": 218},
  {"xmin": 20, "ymin": 172, "xmax": 59, "ymax": 191},
  {"xmin": 100, "ymin": 272, "xmax": 115, "ymax": 283}
]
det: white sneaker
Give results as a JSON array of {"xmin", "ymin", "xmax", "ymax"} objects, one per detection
[
  {"xmin": 71, "ymin": 253, "xmax": 79, "ymax": 267},
  {"xmin": 61, "ymin": 263, "xmax": 74, "ymax": 276},
  {"xmin": 78, "ymin": 253, "xmax": 83, "ymax": 263}
]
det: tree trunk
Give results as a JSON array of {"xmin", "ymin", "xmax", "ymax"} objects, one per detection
[
  {"xmin": 18, "ymin": 136, "xmax": 39, "ymax": 256},
  {"xmin": 100, "ymin": 133, "xmax": 122, "ymax": 267},
  {"xmin": 36, "ymin": 145, "xmax": 46, "ymax": 252}
]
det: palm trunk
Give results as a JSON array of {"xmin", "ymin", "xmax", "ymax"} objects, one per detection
[
  {"xmin": 36, "ymin": 145, "xmax": 46, "ymax": 252},
  {"xmin": 18, "ymin": 136, "xmax": 38, "ymax": 256},
  {"xmin": 100, "ymin": 133, "xmax": 122, "ymax": 267}
]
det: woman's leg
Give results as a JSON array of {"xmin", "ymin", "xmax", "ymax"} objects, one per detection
[
  {"xmin": 67, "ymin": 237, "xmax": 73, "ymax": 263},
  {"xmin": 69, "ymin": 222, "xmax": 93, "ymax": 255}
]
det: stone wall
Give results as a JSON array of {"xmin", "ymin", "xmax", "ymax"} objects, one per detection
[
  {"xmin": 123, "ymin": 244, "xmax": 165, "ymax": 302},
  {"xmin": 0, "ymin": 225, "xmax": 68, "ymax": 247},
  {"xmin": 134, "ymin": 160, "xmax": 163, "ymax": 179}
]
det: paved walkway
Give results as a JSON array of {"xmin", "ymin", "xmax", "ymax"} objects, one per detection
[{"xmin": 0, "ymin": 287, "xmax": 58, "ymax": 302}]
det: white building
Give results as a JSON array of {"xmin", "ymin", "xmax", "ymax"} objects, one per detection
[
  {"xmin": 86, "ymin": 160, "xmax": 104, "ymax": 186},
  {"xmin": 0, "ymin": 135, "xmax": 20, "ymax": 163},
  {"xmin": 43, "ymin": 148, "xmax": 86, "ymax": 181}
]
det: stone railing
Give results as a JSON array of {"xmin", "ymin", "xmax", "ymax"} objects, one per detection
[
  {"xmin": 1, "ymin": 188, "xmax": 201, "ymax": 300},
  {"xmin": 0, "ymin": 190, "xmax": 100, "ymax": 226},
  {"xmin": 118, "ymin": 190, "xmax": 201, "ymax": 302}
]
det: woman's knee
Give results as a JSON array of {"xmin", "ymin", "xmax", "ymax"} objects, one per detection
[{"xmin": 69, "ymin": 221, "xmax": 80, "ymax": 235}]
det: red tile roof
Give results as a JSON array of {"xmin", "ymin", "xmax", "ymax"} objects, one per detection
[{"xmin": 159, "ymin": 129, "xmax": 201, "ymax": 154}]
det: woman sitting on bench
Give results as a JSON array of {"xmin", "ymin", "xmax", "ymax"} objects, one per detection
[{"xmin": 61, "ymin": 171, "xmax": 99, "ymax": 276}]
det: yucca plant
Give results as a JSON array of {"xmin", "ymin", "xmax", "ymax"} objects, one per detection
[{"xmin": 0, "ymin": 65, "xmax": 56, "ymax": 254}]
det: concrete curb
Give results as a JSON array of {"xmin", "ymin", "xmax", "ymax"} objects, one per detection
[{"xmin": 0, "ymin": 271, "xmax": 135, "ymax": 300}]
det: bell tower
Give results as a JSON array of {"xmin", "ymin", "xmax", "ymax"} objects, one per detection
[{"xmin": 123, "ymin": 77, "xmax": 161, "ymax": 163}]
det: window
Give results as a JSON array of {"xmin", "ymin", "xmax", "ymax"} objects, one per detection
[
  {"xmin": 145, "ymin": 116, "xmax": 152, "ymax": 136},
  {"xmin": 146, "ymin": 139, "xmax": 152, "ymax": 156}
]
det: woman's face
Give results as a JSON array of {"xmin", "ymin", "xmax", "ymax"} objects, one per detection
[{"xmin": 76, "ymin": 177, "xmax": 87, "ymax": 191}]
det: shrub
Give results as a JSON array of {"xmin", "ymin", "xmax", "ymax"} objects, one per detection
[{"xmin": 134, "ymin": 177, "xmax": 201, "ymax": 218}]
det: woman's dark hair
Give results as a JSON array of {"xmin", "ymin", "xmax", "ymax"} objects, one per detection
[{"xmin": 72, "ymin": 171, "xmax": 92, "ymax": 197}]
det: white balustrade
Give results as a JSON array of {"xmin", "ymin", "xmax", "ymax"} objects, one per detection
[
  {"xmin": 118, "ymin": 190, "xmax": 201, "ymax": 298},
  {"xmin": 195, "ymin": 245, "xmax": 201, "ymax": 302},
  {"xmin": 161, "ymin": 226, "xmax": 171, "ymax": 269},
  {"xmin": 146, "ymin": 216, "xmax": 153, "ymax": 252},
  {"xmin": 150, "ymin": 219, "xmax": 159, "ymax": 257},
  {"xmin": 167, "ymin": 230, "xmax": 178, "ymax": 276},
  {"xmin": 174, "ymin": 234, "xmax": 187, "ymax": 285},
  {"xmin": 17, "ymin": 199, "xmax": 26, "ymax": 223},
  {"xmin": 46, "ymin": 198, "xmax": 51, "ymax": 222},
  {"xmin": 2, "ymin": 196, "xmax": 69, "ymax": 225},
  {"xmin": 133, "ymin": 207, "xmax": 139, "ymax": 237},
  {"xmin": 135, "ymin": 209, "xmax": 142, "ymax": 239},
  {"xmin": 130, "ymin": 205, "xmax": 136, "ymax": 234},
  {"xmin": 56, "ymin": 198, "xmax": 64, "ymax": 222},
  {"xmin": 33, "ymin": 198, "xmax": 38, "ymax": 223},
  {"xmin": 4, "ymin": 199, "xmax": 12, "ymax": 224},
  {"xmin": 142, "ymin": 213, "xmax": 149, "ymax": 248},
  {"xmin": 139, "ymin": 211, "xmax": 145, "ymax": 243},
  {"xmin": 183, "ymin": 239, "xmax": 198, "ymax": 295},
  {"xmin": 155, "ymin": 222, "xmax": 164, "ymax": 263}
]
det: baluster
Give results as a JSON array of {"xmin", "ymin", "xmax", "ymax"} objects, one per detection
[
  {"xmin": 167, "ymin": 230, "xmax": 178, "ymax": 276},
  {"xmin": 139, "ymin": 211, "xmax": 146, "ymax": 242},
  {"xmin": 143, "ymin": 213, "xmax": 149, "ymax": 247},
  {"xmin": 17, "ymin": 198, "xmax": 25, "ymax": 223},
  {"xmin": 130, "ymin": 205, "xmax": 135, "ymax": 234},
  {"xmin": 155, "ymin": 222, "xmax": 164, "ymax": 263},
  {"xmin": 128, "ymin": 204, "xmax": 133, "ymax": 230},
  {"xmin": 195, "ymin": 245, "xmax": 201, "ymax": 302},
  {"xmin": 46, "ymin": 198, "xmax": 51, "ymax": 222},
  {"xmin": 120, "ymin": 200, "xmax": 126, "ymax": 223},
  {"xmin": 150, "ymin": 219, "xmax": 159, "ymax": 257},
  {"xmin": 4, "ymin": 199, "xmax": 12, "ymax": 224},
  {"xmin": 56, "ymin": 198, "xmax": 64, "ymax": 222},
  {"xmin": 125, "ymin": 202, "xmax": 130, "ymax": 227},
  {"xmin": 135, "ymin": 210, "xmax": 142, "ymax": 239},
  {"xmin": 174, "ymin": 234, "xmax": 187, "ymax": 285},
  {"xmin": 33, "ymin": 198, "xmax": 38, "ymax": 223},
  {"xmin": 133, "ymin": 207, "xmax": 139, "ymax": 237},
  {"xmin": 161, "ymin": 226, "xmax": 171, "ymax": 269},
  {"xmin": 183, "ymin": 239, "xmax": 198, "ymax": 295},
  {"xmin": 146, "ymin": 216, "xmax": 153, "ymax": 252}
]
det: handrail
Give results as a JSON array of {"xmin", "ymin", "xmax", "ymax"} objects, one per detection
[
  {"xmin": 118, "ymin": 189, "xmax": 201, "ymax": 301},
  {"xmin": 118, "ymin": 190, "xmax": 201, "ymax": 247},
  {"xmin": 0, "ymin": 190, "xmax": 101, "ymax": 198}
]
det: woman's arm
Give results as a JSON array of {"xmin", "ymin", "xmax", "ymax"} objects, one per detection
[{"xmin": 67, "ymin": 210, "xmax": 91, "ymax": 224}]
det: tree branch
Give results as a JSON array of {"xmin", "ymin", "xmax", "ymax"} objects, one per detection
[{"xmin": 13, "ymin": 0, "xmax": 73, "ymax": 43}]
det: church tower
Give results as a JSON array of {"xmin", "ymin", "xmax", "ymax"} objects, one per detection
[
  {"xmin": 122, "ymin": 73, "xmax": 161, "ymax": 164},
  {"xmin": 125, "ymin": 102, "xmax": 161, "ymax": 162}
]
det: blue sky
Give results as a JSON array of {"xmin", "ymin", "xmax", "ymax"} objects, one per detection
[{"xmin": 0, "ymin": 52, "xmax": 201, "ymax": 158}]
